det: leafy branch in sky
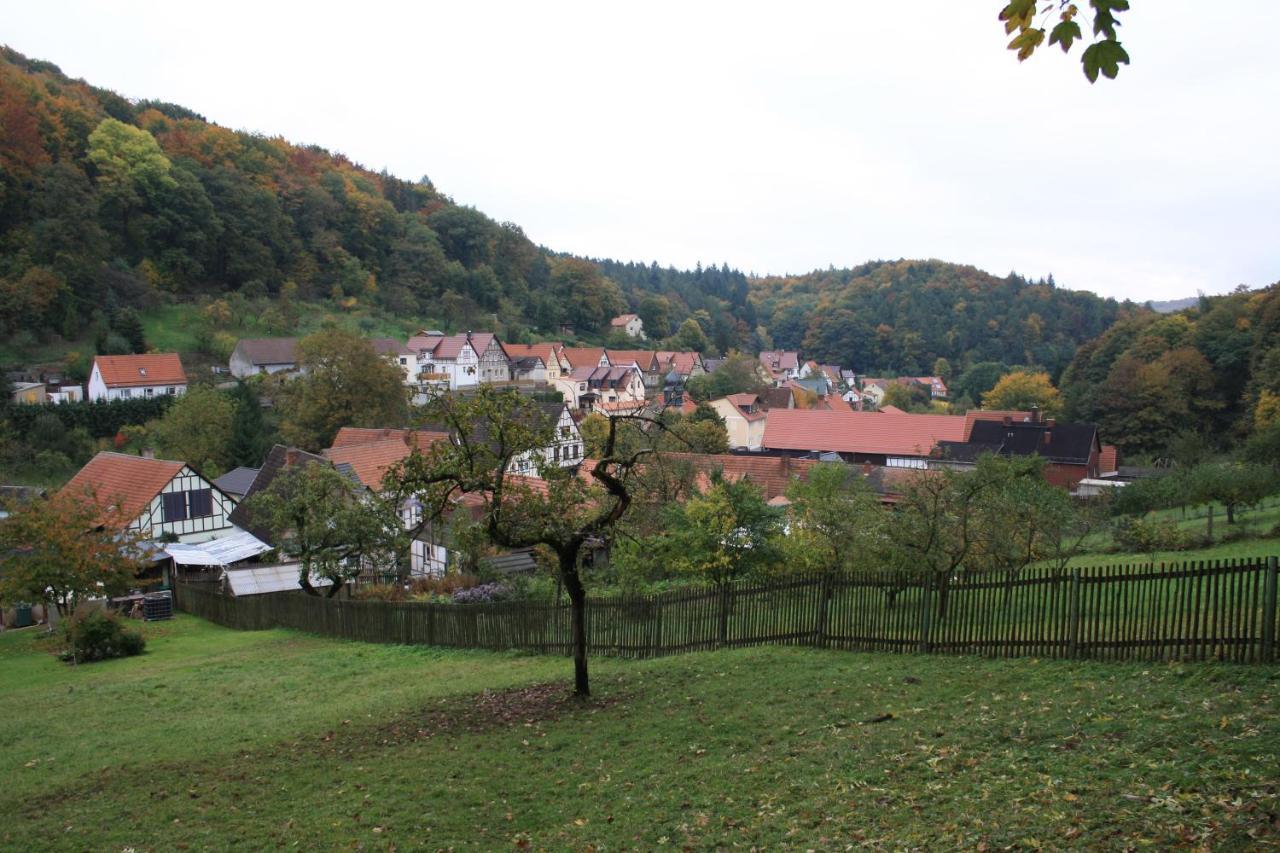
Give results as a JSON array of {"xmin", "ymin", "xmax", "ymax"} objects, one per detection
[{"xmin": 1000, "ymin": 1, "xmax": 1130, "ymax": 82}]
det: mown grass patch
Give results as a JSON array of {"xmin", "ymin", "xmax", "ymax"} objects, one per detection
[{"xmin": 2, "ymin": 614, "xmax": 1277, "ymax": 849}]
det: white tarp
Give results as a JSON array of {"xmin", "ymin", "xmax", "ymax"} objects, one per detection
[
  {"xmin": 163, "ymin": 530, "xmax": 272, "ymax": 567},
  {"xmin": 222, "ymin": 563, "xmax": 332, "ymax": 596}
]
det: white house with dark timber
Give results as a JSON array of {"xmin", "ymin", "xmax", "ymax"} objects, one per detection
[{"xmin": 61, "ymin": 452, "xmax": 241, "ymax": 544}]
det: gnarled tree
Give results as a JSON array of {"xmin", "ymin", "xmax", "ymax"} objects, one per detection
[{"xmin": 389, "ymin": 387, "xmax": 656, "ymax": 696}]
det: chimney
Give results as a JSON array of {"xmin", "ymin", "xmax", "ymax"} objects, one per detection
[
  {"xmin": 1003, "ymin": 415, "xmax": 1013, "ymax": 427},
  {"xmin": 1045, "ymin": 417, "xmax": 1056, "ymax": 429},
  {"xmin": 862, "ymin": 461, "xmax": 872, "ymax": 476},
  {"xmin": 1029, "ymin": 405, "xmax": 1041, "ymax": 424}
]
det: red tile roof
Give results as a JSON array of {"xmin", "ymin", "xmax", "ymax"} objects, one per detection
[
  {"xmin": 607, "ymin": 350, "xmax": 659, "ymax": 371},
  {"xmin": 610, "ymin": 313, "xmax": 639, "ymax": 327},
  {"xmin": 658, "ymin": 351, "xmax": 703, "ymax": 375},
  {"xmin": 658, "ymin": 452, "xmax": 819, "ymax": 499},
  {"xmin": 93, "ymin": 353, "xmax": 186, "ymax": 388},
  {"xmin": 61, "ymin": 452, "xmax": 185, "ymax": 527},
  {"xmin": 502, "ymin": 343, "xmax": 563, "ymax": 368},
  {"xmin": 763, "ymin": 409, "xmax": 968, "ymax": 457},
  {"xmin": 324, "ymin": 439, "xmax": 419, "ymax": 490},
  {"xmin": 329, "ymin": 427, "xmax": 449, "ymax": 452},
  {"xmin": 562, "ymin": 347, "xmax": 608, "ymax": 369}
]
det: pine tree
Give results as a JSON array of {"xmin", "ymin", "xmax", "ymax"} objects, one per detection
[{"xmin": 229, "ymin": 381, "xmax": 270, "ymax": 467}]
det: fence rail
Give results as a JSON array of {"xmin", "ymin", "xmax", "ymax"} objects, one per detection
[{"xmin": 175, "ymin": 557, "xmax": 1280, "ymax": 664}]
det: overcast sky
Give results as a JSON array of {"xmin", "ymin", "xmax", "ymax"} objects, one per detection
[{"xmin": 7, "ymin": 1, "xmax": 1279, "ymax": 301}]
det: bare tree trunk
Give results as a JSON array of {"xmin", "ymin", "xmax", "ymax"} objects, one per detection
[{"xmin": 560, "ymin": 549, "xmax": 590, "ymax": 697}]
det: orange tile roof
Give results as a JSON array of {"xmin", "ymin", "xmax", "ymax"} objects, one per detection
[
  {"xmin": 562, "ymin": 347, "xmax": 608, "ymax": 369},
  {"xmin": 93, "ymin": 353, "xmax": 186, "ymax": 388},
  {"xmin": 610, "ymin": 313, "xmax": 639, "ymax": 326},
  {"xmin": 324, "ymin": 439, "xmax": 418, "ymax": 490},
  {"xmin": 61, "ymin": 452, "xmax": 186, "ymax": 527},
  {"xmin": 607, "ymin": 350, "xmax": 659, "ymax": 371},
  {"xmin": 329, "ymin": 427, "xmax": 449, "ymax": 452},
  {"xmin": 502, "ymin": 343, "xmax": 562, "ymax": 367},
  {"xmin": 657, "ymin": 452, "xmax": 819, "ymax": 499},
  {"xmin": 763, "ymin": 409, "xmax": 968, "ymax": 457}
]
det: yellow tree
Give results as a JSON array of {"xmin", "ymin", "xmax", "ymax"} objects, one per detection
[{"xmin": 984, "ymin": 370, "xmax": 1063, "ymax": 416}]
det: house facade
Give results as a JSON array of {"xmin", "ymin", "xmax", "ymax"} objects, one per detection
[
  {"xmin": 759, "ymin": 350, "xmax": 801, "ymax": 384},
  {"xmin": 63, "ymin": 452, "xmax": 239, "ymax": 544},
  {"xmin": 709, "ymin": 394, "xmax": 768, "ymax": 450},
  {"xmin": 562, "ymin": 364, "xmax": 647, "ymax": 413},
  {"xmin": 467, "ymin": 333, "xmax": 511, "ymax": 384},
  {"xmin": 88, "ymin": 354, "xmax": 188, "ymax": 401},
  {"xmin": 407, "ymin": 331, "xmax": 481, "ymax": 393},
  {"xmin": 503, "ymin": 343, "xmax": 568, "ymax": 381},
  {"xmin": 507, "ymin": 402, "xmax": 585, "ymax": 475}
]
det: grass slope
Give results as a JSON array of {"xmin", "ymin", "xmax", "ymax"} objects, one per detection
[{"xmin": 2, "ymin": 616, "xmax": 1278, "ymax": 849}]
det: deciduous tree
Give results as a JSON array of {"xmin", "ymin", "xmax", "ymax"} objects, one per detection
[
  {"xmin": 0, "ymin": 489, "xmax": 144, "ymax": 616},
  {"xmin": 277, "ymin": 327, "xmax": 409, "ymax": 451}
]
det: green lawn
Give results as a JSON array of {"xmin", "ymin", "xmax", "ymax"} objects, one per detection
[{"xmin": 2, "ymin": 616, "xmax": 1277, "ymax": 849}]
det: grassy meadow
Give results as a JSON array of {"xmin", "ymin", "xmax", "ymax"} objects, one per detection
[{"xmin": 2, "ymin": 615, "xmax": 1277, "ymax": 849}]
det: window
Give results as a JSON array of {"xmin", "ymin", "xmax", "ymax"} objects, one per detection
[
  {"xmin": 168, "ymin": 387, "xmax": 176, "ymax": 394},
  {"xmin": 188, "ymin": 488, "xmax": 213, "ymax": 518},
  {"xmin": 145, "ymin": 387, "xmax": 154, "ymax": 396},
  {"xmin": 161, "ymin": 492, "xmax": 187, "ymax": 523},
  {"xmin": 553, "ymin": 446, "xmax": 561, "ymax": 462}
]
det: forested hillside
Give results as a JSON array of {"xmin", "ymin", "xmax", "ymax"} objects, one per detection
[
  {"xmin": 1061, "ymin": 285, "xmax": 1280, "ymax": 458},
  {"xmin": 0, "ymin": 47, "xmax": 757, "ymax": 355},
  {"xmin": 0, "ymin": 45, "xmax": 1143, "ymax": 377},
  {"xmin": 752, "ymin": 261, "xmax": 1136, "ymax": 378}
]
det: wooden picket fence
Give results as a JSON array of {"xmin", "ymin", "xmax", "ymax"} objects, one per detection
[{"xmin": 175, "ymin": 556, "xmax": 1280, "ymax": 664}]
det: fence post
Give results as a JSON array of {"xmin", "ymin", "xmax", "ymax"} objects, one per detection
[
  {"xmin": 917, "ymin": 572, "xmax": 933, "ymax": 655},
  {"xmin": 1263, "ymin": 557, "xmax": 1278, "ymax": 664},
  {"xmin": 717, "ymin": 584, "xmax": 730, "ymax": 648},
  {"xmin": 1067, "ymin": 567, "xmax": 1082, "ymax": 659},
  {"xmin": 813, "ymin": 573, "xmax": 832, "ymax": 648}
]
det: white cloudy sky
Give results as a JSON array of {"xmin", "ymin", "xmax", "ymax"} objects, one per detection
[{"xmin": 6, "ymin": 1, "xmax": 1279, "ymax": 301}]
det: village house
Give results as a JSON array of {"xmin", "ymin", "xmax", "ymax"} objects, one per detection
[
  {"xmin": 933, "ymin": 410, "xmax": 1102, "ymax": 491},
  {"xmin": 229, "ymin": 338, "xmax": 299, "ymax": 378},
  {"xmin": 559, "ymin": 364, "xmax": 647, "ymax": 413},
  {"xmin": 560, "ymin": 347, "xmax": 611, "ymax": 371},
  {"xmin": 63, "ymin": 452, "xmax": 241, "ymax": 544},
  {"xmin": 503, "ymin": 343, "xmax": 569, "ymax": 381},
  {"xmin": 406, "ymin": 330, "xmax": 481, "ymax": 393},
  {"xmin": 507, "ymin": 354, "xmax": 547, "ymax": 383},
  {"xmin": 709, "ymin": 393, "xmax": 769, "ymax": 450},
  {"xmin": 657, "ymin": 351, "xmax": 706, "ymax": 380},
  {"xmin": 759, "ymin": 350, "xmax": 801, "ymax": 384},
  {"xmin": 88, "ymin": 353, "xmax": 187, "ymax": 401},
  {"xmin": 607, "ymin": 350, "xmax": 663, "ymax": 391},
  {"xmin": 369, "ymin": 338, "xmax": 417, "ymax": 384},
  {"xmin": 610, "ymin": 313, "xmax": 646, "ymax": 339}
]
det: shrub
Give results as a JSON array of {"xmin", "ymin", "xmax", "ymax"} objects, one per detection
[
  {"xmin": 351, "ymin": 584, "xmax": 405, "ymax": 602},
  {"xmin": 408, "ymin": 574, "xmax": 480, "ymax": 599},
  {"xmin": 59, "ymin": 609, "xmax": 146, "ymax": 664},
  {"xmin": 451, "ymin": 582, "xmax": 512, "ymax": 604},
  {"xmin": 1112, "ymin": 516, "xmax": 1188, "ymax": 556}
]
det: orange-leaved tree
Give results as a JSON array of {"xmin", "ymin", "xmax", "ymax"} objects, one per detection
[{"xmin": 0, "ymin": 488, "xmax": 146, "ymax": 617}]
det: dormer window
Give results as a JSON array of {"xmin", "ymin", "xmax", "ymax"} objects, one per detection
[{"xmin": 139, "ymin": 367, "xmax": 147, "ymax": 377}]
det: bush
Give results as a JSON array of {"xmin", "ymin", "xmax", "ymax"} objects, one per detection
[
  {"xmin": 59, "ymin": 609, "xmax": 146, "ymax": 664},
  {"xmin": 1111, "ymin": 516, "xmax": 1188, "ymax": 556},
  {"xmin": 408, "ymin": 574, "xmax": 480, "ymax": 599}
]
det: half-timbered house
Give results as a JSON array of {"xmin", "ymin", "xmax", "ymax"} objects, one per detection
[{"xmin": 62, "ymin": 452, "xmax": 240, "ymax": 544}]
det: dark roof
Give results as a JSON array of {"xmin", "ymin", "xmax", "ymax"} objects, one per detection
[
  {"xmin": 955, "ymin": 420, "xmax": 1099, "ymax": 465},
  {"xmin": 212, "ymin": 466, "xmax": 260, "ymax": 498},
  {"xmin": 227, "ymin": 445, "xmax": 329, "ymax": 543},
  {"xmin": 234, "ymin": 338, "xmax": 298, "ymax": 365}
]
